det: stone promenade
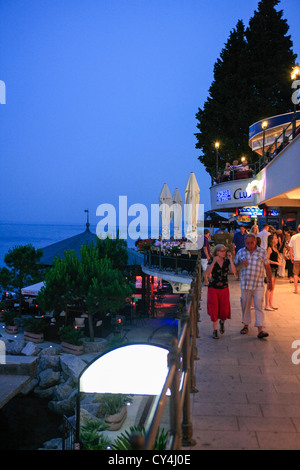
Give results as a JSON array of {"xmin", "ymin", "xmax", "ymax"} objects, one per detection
[{"xmin": 188, "ymin": 276, "xmax": 300, "ymax": 450}]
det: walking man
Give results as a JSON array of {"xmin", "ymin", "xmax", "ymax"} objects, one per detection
[
  {"xmin": 257, "ymin": 223, "xmax": 271, "ymax": 251},
  {"xmin": 234, "ymin": 233, "xmax": 273, "ymax": 338},
  {"xmin": 289, "ymin": 224, "xmax": 300, "ymax": 294},
  {"xmin": 232, "ymin": 225, "xmax": 246, "ymax": 280}
]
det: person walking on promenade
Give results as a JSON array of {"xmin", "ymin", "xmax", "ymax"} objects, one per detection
[
  {"xmin": 283, "ymin": 232, "xmax": 294, "ymax": 282},
  {"xmin": 234, "ymin": 233, "xmax": 273, "ymax": 339},
  {"xmin": 206, "ymin": 244, "xmax": 236, "ymax": 339},
  {"xmin": 289, "ymin": 224, "xmax": 300, "ymax": 294},
  {"xmin": 200, "ymin": 229, "xmax": 212, "ymax": 286},
  {"xmin": 257, "ymin": 223, "xmax": 271, "ymax": 251},
  {"xmin": 233, "ymin": 225, "xmax": 246, "ymax": 280},
  {"xmin": 265, "ymin": 233, "xmax": 282, "ymax": 310}
]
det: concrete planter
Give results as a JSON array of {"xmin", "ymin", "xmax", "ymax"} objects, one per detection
[
  {"xmin": 61, "ymin": 341, "xmax": 84, "ymax": 356},
  {"xmin": 24, "ymin": 331, "xmax": 44, "ymax": 343},
  {"xmin": 5, "ymin": 325, "xmax": 18, "ymax": 335},
  {"xmin": 105, "ymin": 405, "xmax": 127, "ymax": 431}
]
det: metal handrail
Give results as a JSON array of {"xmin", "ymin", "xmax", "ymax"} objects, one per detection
[{"xmin": 133, "ymin": 256, "xmax": 201, "ymax": 450}]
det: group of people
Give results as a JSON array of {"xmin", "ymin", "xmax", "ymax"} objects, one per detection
[
  {"xmin": 215, "ymin": 159, "xmax": 252, "ymax": 183},
  {"xmin": 201, "ymin": 223, "xmax": 300, "ymax": 340}
]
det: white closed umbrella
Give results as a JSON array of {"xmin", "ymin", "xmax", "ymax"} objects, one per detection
[
  {"xmin": 172, "ymin": 188, "xmax": 183, "ymax": 239},
  {"xmin": 184, "ymin": 172, "xmax": 200, "ymax": 243},
  {"xmin": 159, "ymin": 183, "xmax": 173, "ymax": 239}
]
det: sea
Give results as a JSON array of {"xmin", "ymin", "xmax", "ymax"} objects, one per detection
[{"xmin": 0, "ymin": 222, "xmax": 138, "ymax": 268}]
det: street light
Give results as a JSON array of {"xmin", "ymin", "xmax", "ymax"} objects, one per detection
[
  {"xmin": 215, "ymin": 141, "xmax": 220, "ymax": 175},
  {"xmin": 291, "ymin": 66, "xmax": 300, "ymax": 137},
  {"xmin": 262, "ymin": 120, "xmax": 268, "ymax": 159}
]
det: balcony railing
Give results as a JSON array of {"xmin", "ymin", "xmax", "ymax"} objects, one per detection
[
  {"xmin": 143, "ymin": 248, "xmax": 198, "ymax": 276},
  {"xmin": 212, "ymin": 118, "xmax": 300, "ymax": 186}
]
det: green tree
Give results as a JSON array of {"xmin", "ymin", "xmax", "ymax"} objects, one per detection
[
  {"xmin": 0, "ymin": 267, "xmax": 12, "ymax": 310},
  {"xmin": 246, "ymin": 0, "xmax": 297, "ymax": 120},
  {"xmin": 195, "ymin": 0, "xmax": 297, "ymax": 177},
  {"xmin": 38, "ymin": 242, "xmax": 134, "ymax": 342},
  {"xmin": 195, "ymin": 20, "xmax": 253, "ymax": 175},
  {"xmin": 4, "ymin": 245, "xmax": 43, "ymax": 314}
]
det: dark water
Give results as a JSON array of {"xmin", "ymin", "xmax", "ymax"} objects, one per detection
[{"xmin": 0, "ymin": 394, "xmax": 62, "ymax": 450}]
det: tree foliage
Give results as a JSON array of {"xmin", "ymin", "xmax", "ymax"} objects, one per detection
[
  {"xmin": 4, "ymin": 244, "xmax": 43, "ymax": 313},
  {"xmin": 37, "ymin": 241, "xmax": 134, "ymax": 341},
  {"xmin": 195, "ymin": 0, "xmax": 297, "ymax": 176}
]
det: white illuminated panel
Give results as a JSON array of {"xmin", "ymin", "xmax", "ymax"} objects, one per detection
[{"xmin": 79, "ymin": 344, "xmax": 170, "ymax": 395}]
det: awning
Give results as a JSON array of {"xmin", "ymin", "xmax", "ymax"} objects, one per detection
[{"xmin": 21, "ymin": 281, "xmax": 44, "ymax": 296}]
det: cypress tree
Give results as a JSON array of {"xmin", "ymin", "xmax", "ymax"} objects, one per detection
[
  {"xmin": 246, "ymin": 0, "xmax": 297, "ymax": 120},
  {"xmin": 195, "ymin": 0, "xmax": 297, "ymax": 177}
]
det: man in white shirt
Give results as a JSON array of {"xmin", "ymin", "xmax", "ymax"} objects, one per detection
[
  {"xmin": 257, "ymin": 224, "xmax": 271, "ymax": 251},
  {"xmin": 289, "ymin": 225, "xmax": 300, "ymax": 294}
]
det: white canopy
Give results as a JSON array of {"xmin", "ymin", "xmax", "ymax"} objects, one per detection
[
  {"xmin": 184, "ymin": 172, "xmax": 200, "ymax": 243},
  {"xmin": 21, "ymin": 281, "xmax": 44, "ymax": 296},
  {"xmin": 159, "ymin": 183, "xmax": 173, "ymax": 239},
  {"xmin": 172, "ymin": 188, "xmax": 183, "ymax": 239}
]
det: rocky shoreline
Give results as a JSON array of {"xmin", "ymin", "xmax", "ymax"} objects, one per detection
[{"xmin": 0, "ymin": 337, "xmax": 107, "ymax": 450}]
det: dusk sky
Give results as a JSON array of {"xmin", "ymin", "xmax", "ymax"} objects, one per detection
[{"xmin": 1, "ymin": 0, "xmax": 299, "ymax": 227}]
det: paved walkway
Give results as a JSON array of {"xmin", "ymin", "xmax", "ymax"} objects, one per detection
[{"xmin": 188, "ymin": 276, "xmax": 300, "ymax": 450}]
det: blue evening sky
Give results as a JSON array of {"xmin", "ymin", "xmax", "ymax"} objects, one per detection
[{"xmin": 1, "ymin": 0, "xmax": 299, "ymax": 226}]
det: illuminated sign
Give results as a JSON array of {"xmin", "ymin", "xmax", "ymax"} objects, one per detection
[
  {"xmin": 216, "ymin": 187, "xmax": 252, "ymax": 203},
  {"xmin": 238, "ymin": 207, "xmax": 263, "ymax": 218}
]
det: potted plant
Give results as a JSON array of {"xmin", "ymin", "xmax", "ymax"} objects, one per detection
[
  {"xmin": 3, "ymin": 311, "xmax": 19, "ymax": 334},
  {"xmin": 112, "ymin": 425, "xmax": 168, "ymax": 450},
  {"xmin": 23, "ymin": 317, "xmax": 46, "ymax": 343},
  {"xmin": 59, "ymin": 325, "xmax": 84, "ymax": 355},
  {"xmin": 95, "ymin": 394, "xmax": 133, "ymax": 431}
]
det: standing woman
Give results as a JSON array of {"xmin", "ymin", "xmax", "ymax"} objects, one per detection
[
  {"xmin": 265, "ymin": 233, "xmax": 282, "ymax": 310},
  {"xmin": 206, "ymin": 244, "xmax": 236, "ymax": 339}
]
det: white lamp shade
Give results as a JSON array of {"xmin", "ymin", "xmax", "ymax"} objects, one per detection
[{"xmin": 79, "ymin": 344, "xmax": 170, "ymax": 395}]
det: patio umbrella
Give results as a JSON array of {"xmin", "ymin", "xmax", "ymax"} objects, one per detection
[
  {"xmin": 172, "ymin": 188, "xmax": 183, "ymax": 239},
  {"xmin": 204, "ymin": 211, "xmax": 229, "ymax": 227},
  {"xmin": 184, "ymin": 172, "xmax": 200, "ymax": 243},
  {"xmin": 159, "ymin": 183, "xmax": 173, "ymax": 239}
]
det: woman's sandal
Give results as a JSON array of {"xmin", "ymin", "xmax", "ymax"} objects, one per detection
[
  {"xmin": 240, "ymin": 326, "xmax": 248, "ymax": 334},
  {"xmin": 219, "ymin": 320, "xmax": 225, "ymax": 334},
  {"xmin": 213, "ymin": 330, "xmax": 220, "ymax": 339}
]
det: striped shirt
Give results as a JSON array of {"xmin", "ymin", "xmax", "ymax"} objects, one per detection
[{"xmin": 234, "ymin": 246, "xmax": 269, "ymax": 290}]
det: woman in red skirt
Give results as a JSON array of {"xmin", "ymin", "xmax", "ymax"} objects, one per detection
[{"xmin": 205, "ymin": 244, "xmax": 236, "ymax": 339}]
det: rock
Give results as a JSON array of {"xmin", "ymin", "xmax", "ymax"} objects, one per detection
[
  {"xmin": 19, "ymin": 378, "xmax": 39, "ymax": 395},
  {"xmin": 38, "ymin": 368, "xmax": 61, "ymax": 389},
  {"xmin": 53, "ymin": 380, "xmax": 73, "ymax": 401},
  {"xmin": 6, "ymin": 339, "xmax": 26, "ymax": 355},
  {"xmin": 60, "ymin": 354, "xmax": 87, "ymax": 382},
  {"xmin": 40, "ymin": 437, "xmax": 62, "ymax": 450},
  {"xmin": 48, "ymin": 389, "xmax": 77, "ymax": 416},
  {"xmin": 34, "ymin": 385, "xmax": 56, "ymax": 400},
  {"xmin": 79, "ymin": 407, "xmax": 101, "ymax": 426},
  {"xmin": 21, "ymin": 342, "xmax": 41, "ymax": 356},
  {"xmin": 38, "ymin": 355, "xmax": 60, "ymax": 373},
  {"xmin": 39, "ymin": 346, "xmax": 60, "ymax": 356}
]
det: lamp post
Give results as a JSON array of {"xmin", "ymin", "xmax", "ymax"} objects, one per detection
[
  {"xmin": 215, "ymin": 141, "xmax": 220, "ymax": 176},
  {"xmin": 291, "ymin": 66, "xmax": 300, "ymax": 138},
  {"xmin": 262, "ymin": 120, "xmax": 268, "ymax": 161}
]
